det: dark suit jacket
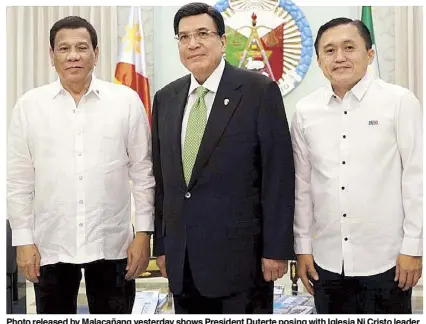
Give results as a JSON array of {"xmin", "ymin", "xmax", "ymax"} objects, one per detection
[{"xmin": 152, "ymin": 62, "xmax": 295, "ymax": 297}]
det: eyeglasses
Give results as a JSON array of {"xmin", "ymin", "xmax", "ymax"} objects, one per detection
[{"xmin": 175, "ymin": 30, "xmax": 219, "ymax": 45}]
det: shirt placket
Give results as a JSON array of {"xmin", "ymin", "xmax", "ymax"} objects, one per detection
[
  {"xmin": 74, "ymin": 101, "xmax": 86, "ymax": 255},
  {"xmin": 340, "ymin": 95, "xmax": 352, "ymax": 273}
]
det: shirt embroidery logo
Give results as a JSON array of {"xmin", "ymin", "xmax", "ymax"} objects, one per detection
[{"xmin": 368, "ymin": 120, "xmax": 379, "ymax": 125}]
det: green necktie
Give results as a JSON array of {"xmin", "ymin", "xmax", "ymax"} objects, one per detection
[{"xmin": 183, "ymin": 86, "xmax": 209, "ymax": 185}]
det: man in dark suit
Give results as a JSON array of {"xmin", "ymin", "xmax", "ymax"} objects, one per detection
[{"xmin": 152, "ymin": 2, "xmax": 295, "ymax": 314}]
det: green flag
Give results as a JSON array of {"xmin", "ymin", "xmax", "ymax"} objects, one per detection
[{"xmin": 361, "ymin": 6, "xmax": 380, "ymax": 77}]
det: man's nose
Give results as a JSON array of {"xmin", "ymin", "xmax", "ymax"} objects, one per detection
[
  {"xmin": 335, "ymin": 48, "xmax": 346, "ymax": 61},
  {"xmin": 187, "ymin": 35, "xmax": 200, "ymax": 49},
  {"xmin": 67, "ymin": 48, "xmax": 80, "ymax": 61}
]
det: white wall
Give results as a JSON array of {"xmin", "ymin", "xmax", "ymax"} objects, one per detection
[
  {"xmin": 153, "ymin": 6, "xmax": 189, "ymax": 94},
  {"xmin": 150, "ymin": 6, "xmax": 396, "ymax": 122}
]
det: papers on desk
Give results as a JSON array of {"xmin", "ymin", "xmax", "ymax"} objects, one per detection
[
  {"xmin": 131, "ymin": 288, "xmax": 314, "ymax": 314},
  {"xmin": 132, "ymin": 291, "xmax": 159, "ymax": 314},
  {"xmin": 287, "ymin": 305, "xmax": 315, "ymax": 314},
  {"xmin": 156, "ymin": 293, "xmax": 169, "ymax": 313},
  {"xmin": 273, "ymin": 295, "xmax": 315, "ymax": 314},
  {"xmin": 132, "ymin": 291, "xmax": 169, "ymax": 314},
  {"xmin": 273, "ymin": 284, "xmax": 285, "ymax": 296}
]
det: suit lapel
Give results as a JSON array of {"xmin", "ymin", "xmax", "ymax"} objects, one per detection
[
  {"xmin": 188, "ymin": 63, "xmax": 242, "ymax": 189},
  {"xmin": 169, "ymin": 75, "xmax": 190, "ymax": 190}
]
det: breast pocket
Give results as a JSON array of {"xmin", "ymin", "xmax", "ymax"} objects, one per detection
[
  {"xmin": 101, "ymin": 118, "xmax": 126, "ymax": 165},
  {"xmin": 220, "ymin": 130, "xmax": 255, "ymax": 142},
  {"xmin": 31, "ymin": 120, "xmax": 64, "ymax": 159},
  {"xmin": 217, "ymin": 131, "xmax": 257, "ymax": 160},
  {"xmin": 304, "ymin": 123, "xmax": 340, "ymax": 166},
  {"xmin": 355, "ymin": 118, "xmax": 396, "ymax": 158}
]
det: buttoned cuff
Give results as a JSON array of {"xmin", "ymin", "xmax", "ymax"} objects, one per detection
[
  {"xmin": 134, "ymin": 213, "xmax": 154, "ymax": 232},
  {"xmin": 12, "ymin": 228, "xmax": 34, "ymax": 246},
  {"xmin": 400, "ymin": 237, "xmax": 423, "ymax": 256},
  {"xmin": 294, "ymin": 237, "xmax": 312, "ymax": 255}
]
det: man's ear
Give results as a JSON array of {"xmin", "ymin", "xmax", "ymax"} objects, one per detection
[
  {"xmin": 317, "ymin": 55, "xmax": 322, "ymax": 69},
  {"xmin": 94, "ymin": 46, "xmax": 100, "ymax": 66},
  {"xmin": 49, "ymin": 48, "xmax": 55, "ymax": 67},
  {"xmin": 220, "ymin": 34, "xmax": 227, "ymax": 53},
  {"xmin": 367, "ymin": 48, "xmax": 375, "ymax": 65}
]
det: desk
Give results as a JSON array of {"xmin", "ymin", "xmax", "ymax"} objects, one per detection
[
  {"xmin": 24, "ymin": 269, "xmax": 313, "ymax": 314},
  {"xmin": 134, "ymin": 276, "xmax": 315, "ymax": 314}
]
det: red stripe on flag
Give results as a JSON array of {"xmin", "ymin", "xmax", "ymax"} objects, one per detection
[{"xmin": 115, "ymin": 62, "xmax": 152, "ymax": 125}]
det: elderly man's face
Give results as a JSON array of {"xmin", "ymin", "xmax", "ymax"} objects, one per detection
[
  {"xmin": 177, "ymin": 13, "xmax": 226, "ymax": 83},
  {"xmin": 50, "ymin": 27, "xmax": 98, "ymax": 85}
]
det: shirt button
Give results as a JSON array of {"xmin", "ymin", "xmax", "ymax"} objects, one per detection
[
  {"xmin": 185, "ymin": 192, "xmax": 191, "ymax": 199},
  {"xmin": 78, "ymin": 153, "xmax": 82, "ymax": 156},
  {"xmin": 344, "ymin": 111, "xmax": 347, "ymax": 115},
  {"xmin": 343, "ymin": 213, "xmax": 347, "ymax": 217},
  {"xmin": 344, "ymin": 237, "xmax": 348, "ymax": 241},
  {"xmin": 79, "ymin": 223, "xmax": 83, "ymax": 227},
  {"xmin": 79, "ymin": 200, "xmax": 83, "ymax": 204},
  {"xmin": 342, "ymin": 161, "xmax": 346, "ymax": 165},
  {"xmin": 343, "ymin": 135, "xmax": 346, "ymax": 139},
  {"xmin": 79, "ymin": 176, "xmax": 83, "ymax": 180},
  {"xmin": 341, "ymin": 186, "xmax": 345, "ymax": 190}
]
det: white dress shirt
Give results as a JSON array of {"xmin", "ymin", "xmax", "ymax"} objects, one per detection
[
  {"xmin": 7, "ymin": 75, "xmax": 155, "ymax": 266},
  {"xmin": 181, "ymin": 58, "xmax": 225, "ymax": 149},
  {"xmin": 291, "ymin": 71, "xmax": 423, "ymax": 276}
]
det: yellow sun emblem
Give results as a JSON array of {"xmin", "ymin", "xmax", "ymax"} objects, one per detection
[{"xmin": 122, "ymin": 24, "xmax": 142, "ymax": 53}]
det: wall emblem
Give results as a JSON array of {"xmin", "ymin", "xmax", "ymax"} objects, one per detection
[{"xmin": 214, "ymin": 0, "xmax": 313, "ymax": 97}]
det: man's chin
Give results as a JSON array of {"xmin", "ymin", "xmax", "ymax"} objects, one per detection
[
  {"xmin": 189, "ymin": 65, "xmax": 211, "ymax": 77},
  {"xmin": 188, "ymin": 62, "xmax": 208, "ymax": 71},
  {"xmin": 331, "ymin": 74, "xmax": 355, "ymax": 84}
]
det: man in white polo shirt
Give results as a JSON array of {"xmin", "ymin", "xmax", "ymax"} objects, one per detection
[
  {"xmin": 291, "ymin": 17, "xmax": 422, "ymax": 314},
  {"xmin": 7, "ymin": 16, "xmax": 154, "ymax": 314}
]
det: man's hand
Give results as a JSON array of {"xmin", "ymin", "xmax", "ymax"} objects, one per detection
[
  {"xmin": 395, "ymin": 254, "xmax": 422, "ymax": 291},
  {"xmin": 296, "ymin": 254, "xmax": 319, "ymax": 295},
  {"xmin": 17, "ymin": 244, "xmax": 41, "ymax": 283},
  {"xmin": 156, "ymin": 255, "xmax": 167, "ymax": 278},
  {"xmin": 261, "ymin": 258, "xmax": 288, "ymax": 282},
  {"xmin": 125, "ymin": 232, "xmax": 150, "ymax": 280}
]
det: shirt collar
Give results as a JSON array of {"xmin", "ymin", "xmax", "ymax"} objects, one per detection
[
  {"xmin": 51, "ymin": 74, "xmax": 102, "ymax": 99},
  {"xmin": 188, "ymin": 57, "xmax": 225, "ymax": 97},
  {"xmin": 324, "ymin": 69, "xmax": 375, "ymax": 104},
  {"xmin": 350, "ymin": 69, "xmax": 375, "ymax": 101}
]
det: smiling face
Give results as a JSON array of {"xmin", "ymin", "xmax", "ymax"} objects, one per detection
[
  {"xmin": 317, "ymin": 23, "xmax": 375, "ymax": 95},
  {"xmin": 50, "ymin": 27, "xmax": 99, "ymax": 86},
  {"xmin": 177, "ymin": 13, "xmax": 226, "ymax": 84}
]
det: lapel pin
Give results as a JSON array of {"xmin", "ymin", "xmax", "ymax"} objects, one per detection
[{"xmin": 224, "ymin": 98, "xmax": 229, "ymax": 105}]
